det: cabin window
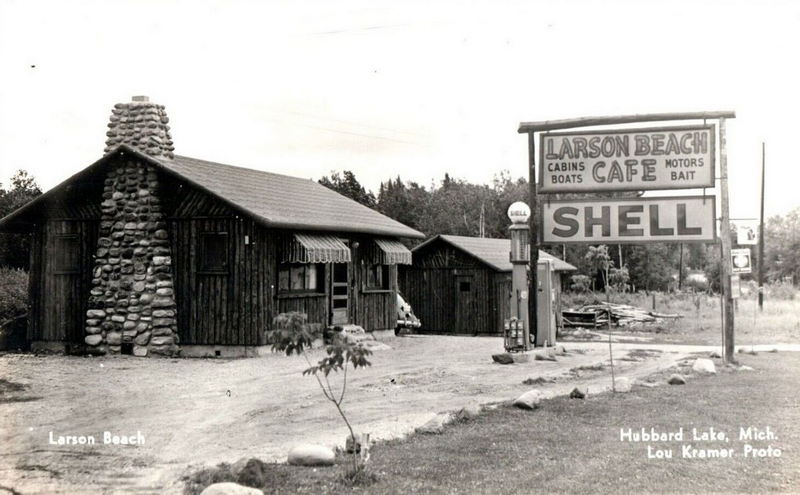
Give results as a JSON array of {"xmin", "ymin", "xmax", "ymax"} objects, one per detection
[
  {"xmin": 278, "ymin": 263, "xmax": 324, "ymax": 293},
  {"xmin": 199, "ymin": 232, "xmax": 229, "ymax": 273},
  {"xmin": 366, "ymin": 264, "xmax": 390, "ymax": 290},
  {"xmin": 54, "ymin": 235, "xmax": 80, "ymax": 274}
]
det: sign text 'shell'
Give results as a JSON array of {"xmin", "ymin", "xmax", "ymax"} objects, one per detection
[{"xmin": 541, "ymin": 196, "xmax": 716, "ymax": 244}]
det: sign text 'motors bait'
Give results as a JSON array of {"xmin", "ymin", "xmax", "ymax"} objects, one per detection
[{"xmin": 539, "ymin": 126, "xmax": 715, "ymax": 193}]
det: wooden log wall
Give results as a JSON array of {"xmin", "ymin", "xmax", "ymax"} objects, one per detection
[{"xmin": 351, "ymin": 240, "xmax": 396, "ymax": 330}]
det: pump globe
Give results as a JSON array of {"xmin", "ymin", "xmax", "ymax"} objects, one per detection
[{"xmin": 507, "ymin": 201, "xmax": 531, "ymax": 224}]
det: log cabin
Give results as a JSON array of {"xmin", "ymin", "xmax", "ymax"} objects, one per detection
[
  {"xmin": 0, "ymin": 96, "xmax": 423, "ymax": 357},
  {"xmin": 399, "ymin": 235, "xmax": 576, "ymax": 335}
]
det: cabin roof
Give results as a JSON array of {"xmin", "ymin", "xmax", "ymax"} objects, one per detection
[
  {"xmin": 0, "ymin": 145, "xmax": 424, "ymax": 239},
  {"xmin": 413, "ymin": 234, "xmax": 577, "ymax": 272}
]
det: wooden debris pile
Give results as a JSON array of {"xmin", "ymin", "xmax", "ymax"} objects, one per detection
[{"xmin": 563, "ymin": 302, "xmax": 682, "ymax": 328}]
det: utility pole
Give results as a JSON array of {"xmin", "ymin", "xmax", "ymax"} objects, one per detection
[
  {"xmin": 718, "ymin": 118, "xmax": 735, "ymax": 362},
  {"xmin": 758, "ymin": 142, "xmax": 766, "ymax": 310},
  {"xmin": 678, "ymin": 243, "xmax": 684, "ymax": 290},
  {"xmin": 527, "ymin": 132, "xmax": 539, "ymax": 349}
]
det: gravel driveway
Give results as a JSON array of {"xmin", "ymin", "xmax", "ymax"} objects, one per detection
[{"xmin": 1, "ymin": 335, "xmax": 706, "ymax": 494}]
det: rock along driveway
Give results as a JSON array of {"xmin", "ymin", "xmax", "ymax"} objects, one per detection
[{"xmin": 3, "ymin": 335, "xmax": 788, "ymax": 494}]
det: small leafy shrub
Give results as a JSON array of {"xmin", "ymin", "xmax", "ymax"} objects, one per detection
[
  {"xmin": 267, "ymin": 312, "xmax": 373, "ymax": 475},
  {"xmin": 0, "ymin": 267, "xmax": 28, "ymax": 324},
  {"xmin": 569, "ymin": 274, "xmax": 592, "ymax": 293}
]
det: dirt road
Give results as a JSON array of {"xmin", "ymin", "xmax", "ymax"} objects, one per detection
[{"xmin": 0, "ymin": 335, "xmax": 721, "ymax": 494}]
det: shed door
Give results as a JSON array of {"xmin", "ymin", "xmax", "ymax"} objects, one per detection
[{"xmin": 454, "ymin": 275, "xmax": 475, "ymax": 334}]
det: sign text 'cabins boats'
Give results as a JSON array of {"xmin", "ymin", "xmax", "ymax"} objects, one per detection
[
  {"xmin": 541, "ymin": 196, "xmax": 716, "ymax": 244},
  {"xmin": 539, "ymin": 125, "xmax": 715, "ymax": 193}
]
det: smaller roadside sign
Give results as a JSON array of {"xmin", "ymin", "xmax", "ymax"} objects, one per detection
[
  {"xmin": 731, "ymin": 248, "xmax": 752, "ymax": 274},
  {"xmin": 734, "ymin": 219, "xmax": 758, "ymax": 245}
]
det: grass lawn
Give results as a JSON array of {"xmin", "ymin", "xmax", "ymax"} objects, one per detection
[{"xmin": 185, "ymin": 352, "xmax": 800, "ymax": 494}]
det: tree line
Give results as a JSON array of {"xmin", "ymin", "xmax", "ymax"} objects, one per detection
[{"xmin": 319, "ymin": 169, "xmax": 800, "ymax": 292}]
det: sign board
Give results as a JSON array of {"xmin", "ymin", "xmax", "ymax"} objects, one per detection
[
  {"xmin": 539, "ymin": 125, "xmax": 715, "ymax": 193},
  {"xmin": 730, "ymin": 274, "xmax": 741, "ymax": 299},
  {"xmin": 541, "ymin": 195, "xmax": 716, "ymax": 244},
  {"xmin": 734, "ymin": 219, "xmax": 758, "ymax": 245},
  {"xmin": 731, "ymin": 248, "xmax": 752, "ymax": 274}
]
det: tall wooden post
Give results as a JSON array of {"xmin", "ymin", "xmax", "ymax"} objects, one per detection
[
  {"xmin": 527, "ymin": 132, "xmax": 539, "ymax": 350},
  {"xmin": 758, "ymin": 142, "xmax": 766, "ymax": 310},
  {"xmin": 718, "ymin": 118, "xmax": 735, "ymax": 362}
]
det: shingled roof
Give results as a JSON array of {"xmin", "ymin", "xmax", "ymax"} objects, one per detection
[
  {"xmin": 414, "ymin": 234, "xmax": 576, "ymax": 272},
  {"xmin": 0, "ymin": 145, "xmax": 425, "ymax": 239}
]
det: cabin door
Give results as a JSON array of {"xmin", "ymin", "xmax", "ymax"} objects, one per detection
[
  {"xmin": 43, "ymin": 220, "xmax": 96, "ymax": 344},
  {"xmin": 330, "ymin": 262, "xmax": 349, "ymax": 325},
  {"xmin": 454, "ymin": 275, "xmax": 475, "ymax": 334}
]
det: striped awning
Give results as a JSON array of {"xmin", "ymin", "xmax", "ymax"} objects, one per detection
[
  {"xmin": 282, "ymin": 233, "xmax": 351, "ymax": 263},
  {"xmin": 374, "ymin": 238, "xmax": 412, "ymax": 265}
]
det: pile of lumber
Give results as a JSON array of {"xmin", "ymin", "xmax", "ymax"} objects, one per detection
[{"xmin": 563, "ymin": 302, "xmax": 682, "ymax": 328}]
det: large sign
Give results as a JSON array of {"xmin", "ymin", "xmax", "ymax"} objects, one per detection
[
  {"xmin": 539, "ymin": 125, "xmax": 715, "ymax": 193},
  {"xmin": 541, "ymin": 195, "xmax": 716, "ymax": 244}
]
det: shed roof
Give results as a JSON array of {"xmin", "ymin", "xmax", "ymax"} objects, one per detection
[
  {"xmin": 414, "ymin": 234, "xmax": 577, "ymax": 272},
  {"xmin": 0, "ymin": 146, "xmax": 424, "ymax": 239}
]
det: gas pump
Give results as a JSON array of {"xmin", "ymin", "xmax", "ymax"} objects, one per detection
[
  {"xmin": 504, "ymin": 201, "xmax": 557, "ymax": 352},
  {"xmin": 505, "ymin": 202, "xmax": 531, "ymax": 352}
]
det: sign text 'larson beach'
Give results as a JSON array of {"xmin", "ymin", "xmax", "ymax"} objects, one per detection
[{"xmin": 539, "ymin": 126, "xmax": 715, "ymax": 193}]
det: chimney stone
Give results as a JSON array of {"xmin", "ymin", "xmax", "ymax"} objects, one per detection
[{"xmin": 104, "ymin": 96, "xmax": 174, "ymax": 159}]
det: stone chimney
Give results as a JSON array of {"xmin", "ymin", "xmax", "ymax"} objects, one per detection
[
  {"xmin": 104, "ymin": 95, "xmax": 175, "ymax": 159},
  {"xmin": 85, "ymin": 97, "xmax": 179, "ymax": 357}
]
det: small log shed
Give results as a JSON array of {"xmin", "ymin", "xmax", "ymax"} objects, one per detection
[
  {"xmin": 0, "ymin": 97, "xmax": 423, "ymax": 357},
  {"xmin": 399, "ymin": 235, "xmax": 576, "ymax": 335}
]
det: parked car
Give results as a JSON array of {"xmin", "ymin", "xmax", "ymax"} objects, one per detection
[{"xmin": 395, "ymin": 292, "xmax": 421, "ymax": 335}]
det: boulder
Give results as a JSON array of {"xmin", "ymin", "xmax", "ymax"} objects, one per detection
[
  {"xmin": 535, "ymin": 353, "xmax": 557, "ymax": 362},
  {"xmin": 85, "ymin": 335, "xmax": 103, "ymax": 346},
  {"xmin": 455, "ymin": 404, "xmax": 483, "ymax": 420},
  {"xmin": 492, "ymin": 353, "xmax": 514, "ymax": 365},
  {"xmin": 668, "ymin": 374, "xmax": 686, "ymax": 385},
  {"xmin": 417, "ymin": 413, "xmax": 453, "ymax": 434},
  {"xmin": 133, "ymin": 345, "xmax": 148, "ymax": 357},
  {"xmin": 738, "ymin": 365, "xmax": 754, "ymax": 371},
  {"xmin": 287, "ymin": 444, "xmax": 335, "ymax": 466},
  {"xmin": 514, "ymin": 390, "xmax": 543, "ymax": 410},
  {"xmin": 708, "ymin": 351, "xmax": 722, "ymax": 358},
  {"xmin": 614, "ymin": 377, "xmax": 633, "ymax": 393},
  {"xmin": 692, "ymin": 359, "xmax": 717, "ymax": 374},
  {"xmin": 200, "ymin": 482, "xmax": 263, "ymax": 495},
  {"xmin": 106, "ymin": 332, "xmax": 122, "ymax": 346},
  {"xmin": 569, "ymin": 386, "xmax": 588, "ymax": 399}
]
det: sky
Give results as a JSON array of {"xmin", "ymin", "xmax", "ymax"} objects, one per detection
[{"xmin": 0, "ymin": 0, "xmax": 798, "ymax": 220}]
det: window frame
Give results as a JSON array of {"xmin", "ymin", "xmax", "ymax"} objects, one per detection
[
  {"xmin": 277, "ymin": 262, "xmax": 326, "ymax": 296},
  {"xmin": 198, "ymin": 231, "xmax": 230, "ymax": 275},
  {"xmin": 53, "ymin": 234, "xmax": 80, "ymax": 275},
  {"xmin": 364, "ymin": 263, "xmax": 391, "ymax": 292}
]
